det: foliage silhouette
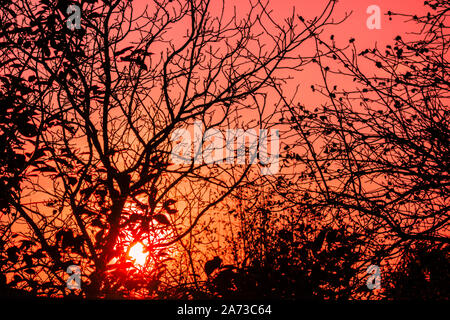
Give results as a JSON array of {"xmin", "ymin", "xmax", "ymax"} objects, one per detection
[
  {"xmin": 272, "ymin": 0, "xmax": 449, "ymax": 299},
  {"xmin": 0, "ymin": 0, "xmax": 339, "ymax": 298}
]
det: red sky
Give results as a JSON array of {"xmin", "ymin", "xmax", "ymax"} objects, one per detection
[{"xmin": 131, "ymin": 0, "xmax": 427, "ymax": 46}]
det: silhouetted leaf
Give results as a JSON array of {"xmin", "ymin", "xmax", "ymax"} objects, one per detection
[
  {"xmin": 153, "ymin": 214, "xmax": 170, "ymax": 225},
  {"xmin": 18, "ymin": 122, "xmax": 38, "ymax": 137},
  {"xmin": 24, "ymin": 269, "xmax": 35, "ymax": 275},
  {"xmin": 165, "ymin": 208, "xmax": 177, "ymax": 214},
  {"xmin": 19, "ymin": 240, "xmax": 34, "ymax": 250},
  {"xmin": 312, "ymin": 229, "xmax": 327, "ymax": 252},
  {"xmin": 115, "ymin": 46, "xmax": 134, "ymax": 56},
  {"xmin": 32, "ymin": 165, "xmax": 57, "ymax": 173},
  {"xmin": 163, "ymin": 199, "xmax": 176, "ymax": 207},
  {"xmin": 7, "ymin": 246, "xmax": 19, "ymax": 263},
  {"xmin": 279, "ymin": 229, "xmax": 293, "ymax": 242},
  {"xmin": 68, "ymin": 176, "xmax": 77, "ymax": 186},
  {"xmin": 205, "ymin": 256, "xmax": 222, "ymax": 276}
]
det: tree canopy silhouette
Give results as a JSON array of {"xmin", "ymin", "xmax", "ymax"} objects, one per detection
[
  {"xmin": 273, "ymin": 0, "xmax": 449, "ymax": 299},
  {"xmin": 1, "ymin": 0, "xmax": 448, "ymax": 300},
  {"xmin": 0, "ymin": 0, "xmax": 340, "ymax": 298}
]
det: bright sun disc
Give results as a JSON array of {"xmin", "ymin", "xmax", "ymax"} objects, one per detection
[{"xmin": 129, "ymin": 242, "xmax": 148, "ymax": 266}]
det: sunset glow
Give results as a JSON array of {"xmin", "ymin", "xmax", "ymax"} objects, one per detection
[
  {"xmin": 128, "ymin": 242, "xmax": 148, "ymax": 267},
  {"xmin": 1, "ymin": 0, "xmax": 448, "ymax": 303}
]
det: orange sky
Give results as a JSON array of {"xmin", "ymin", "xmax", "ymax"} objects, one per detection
[
  {"xmin": 131, "ymin": 0, "xmax": 426, "ymax": 42},
  {"xmin": 2, "ymin": 0, "xmax": 440, "ymax": 299}
]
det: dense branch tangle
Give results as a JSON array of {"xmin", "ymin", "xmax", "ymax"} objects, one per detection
[
  {"xmin": 0, "ymin": 0, "xmax": 337, "ymax": 297},
  {"xmin": 277, "ymin": 0, "xmax": 449, "ymax": 267}
]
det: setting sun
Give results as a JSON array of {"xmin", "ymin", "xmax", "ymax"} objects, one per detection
[
  {"xmin": 129, "ymin": 242, "xmax": 148, "ymax": 266},
  {"xmin": 2, "ymin": 0, "xmax": 448, "ymax": 303}
]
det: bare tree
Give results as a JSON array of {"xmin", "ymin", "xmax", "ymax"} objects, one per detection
[
  {"xmin": 273, "ymin": 0, "xmax": 449, "ymax": 297},
  {"xmin": 0, "ymin": 0, "xmax": 338, "ymax": 298},
  {"xmin": 203, "ymin": 187, "xmax": 366, "ymax": 300}
]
